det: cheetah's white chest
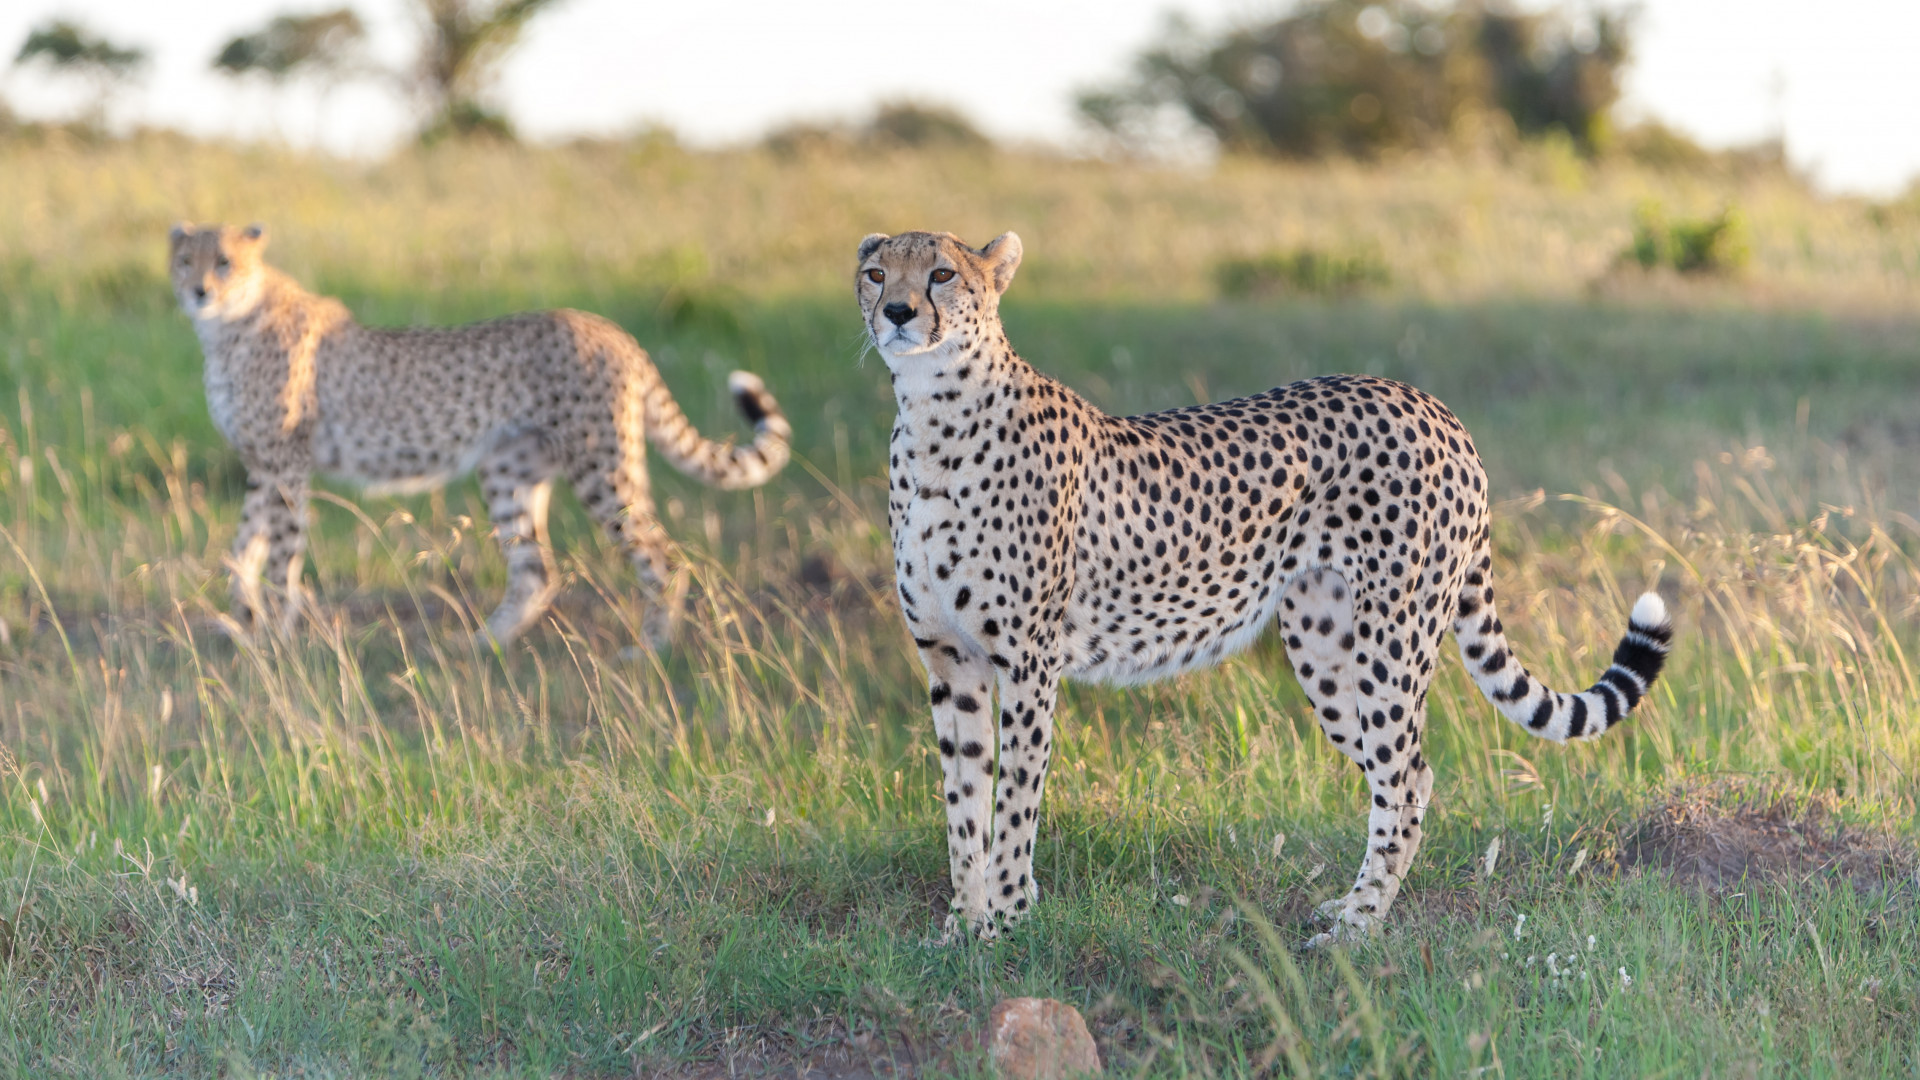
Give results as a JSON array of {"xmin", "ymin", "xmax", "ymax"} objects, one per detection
[{"xmin": 201, "ymin": 361, "xmax": 242, "ymax": 446}]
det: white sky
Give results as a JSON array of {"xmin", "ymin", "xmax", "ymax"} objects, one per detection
[{"xmin": 1, "ymin": 0, "xmax": 1916, "ymax": 194}]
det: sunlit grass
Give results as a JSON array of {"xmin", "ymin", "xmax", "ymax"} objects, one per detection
[
  {"xmin": 4, "ymin": 132, "xmax": 1918, "ymax": 306},
  {"xmin": 0, "ymin": 139, "xmax": 1916, "ymax": 1076}
]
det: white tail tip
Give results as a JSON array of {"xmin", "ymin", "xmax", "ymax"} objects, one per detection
[
  {"xmin": 727, "ymin": 370, "xmax": 765, "ymax": 395},
  {"xmin": 1630, "ymin": 592, "xmax": 1669, "ymax": 629}
]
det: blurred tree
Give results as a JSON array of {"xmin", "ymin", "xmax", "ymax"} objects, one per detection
[
  {"xmin": 214, "ymin": 9, "xmax": 369, "ymax": 83},
  {"xmin": 411, "ymin": 0, "xmax": 563, "ymax": 143},
  {"xmin": 213, "ymin": 8, "xmax": 371, "ymax": 140},
  {"xmin": 12, "ymin": 18, "xmax": 148, "ymax": 132},
  {"xmin": 1079, "ymin": 0, "xmax": 1635, "ymax": 160},
  {"xmin": 1478, "ymin": 4, "xmax": 1631, "ymax": 152}
]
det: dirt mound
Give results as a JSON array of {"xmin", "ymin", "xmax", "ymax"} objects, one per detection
[{"xmin": 1622, "ymin": 785, "xmax": 1913, "ymax": 891}]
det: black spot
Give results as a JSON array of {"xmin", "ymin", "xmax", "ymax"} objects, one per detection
[
  {"xmin": 1601, "ymin": 667, "xmax": 1644, "ymax": 710},
  {"xmin": 1566, "ymin": 696, "xmax": 1589, "ymax": 738},
  {"xmin": 1529, "ymin": 698, "xmax": 1553, "ymax": 729},
  {"xmin": 1612, "ymin": 637, "xmax": 1668, "ymax": 684}
]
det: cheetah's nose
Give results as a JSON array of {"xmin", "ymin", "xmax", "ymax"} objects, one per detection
[
  {"xmin": 193, "ymin": 286, "xmax": 207, "ymax": 303},
  {"xmin": 883, "ymin": 302, "xmax": 915, "ymax": 327}
]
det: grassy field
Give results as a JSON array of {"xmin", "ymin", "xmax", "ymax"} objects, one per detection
[{"xmin": 1, "ymin": 136, "xmax": 1919, "ymax": 1077}]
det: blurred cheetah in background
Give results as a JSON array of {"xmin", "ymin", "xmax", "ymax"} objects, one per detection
[
  {"xmin": 170, "ymin": 222, "xmax": 790, "ymax": 642},
  {"xmin": 856, "ymin": 229, "xmax": 1672, "ymax": 945}
]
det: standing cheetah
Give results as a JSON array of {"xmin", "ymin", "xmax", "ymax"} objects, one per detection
[
  {"xmin": 170, "ymin": 222, "xmax": 790, "ymax": 642},
  {"xmin": 856, "ymin": 230, "xmax": 1672, "ymax": 945}
]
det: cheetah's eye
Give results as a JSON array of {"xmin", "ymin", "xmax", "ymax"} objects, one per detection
[
  {"xmin": 865, "ymin": 268, "xmax": 885, "ymax": 284},
  {"xmin": 216, "ymin": 255, "xmax": 230, "ymax": 270},
  {"xmin": 930, "ymin": 268, "xmax": 956, "ymax": 284}
]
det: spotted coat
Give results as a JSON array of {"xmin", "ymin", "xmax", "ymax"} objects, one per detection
[
  {"xmin": 855, "ymin": 230, "xmax": 1673, "ymax": 944},
  {"xmin": 170, "ymin": 223, "xmax": 790, "ymax": 641}
]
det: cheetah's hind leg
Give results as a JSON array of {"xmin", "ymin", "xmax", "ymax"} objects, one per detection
[
  {"xmin": 1279, "ymin": 566, "xmax": 1429, "ymax": 948},
  {"xmin": 477, "ymin": 430, "xmax": 563, "ymax": 645},
  {"xmin": 637, "ymin": 563, "xmax": 690, "ymax": 650}
]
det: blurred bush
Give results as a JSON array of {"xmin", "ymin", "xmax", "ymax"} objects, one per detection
[
  {"xmin": 1215, "ymin": 247, "xmax": 1390, "ymax": 297},
  {"xmin": 1078, "ymin": 0, "xmax": 1631, "ymax": 159},
  {"xmin": 1624, "ymin": 202, "xmax": 1750, "ymax": 276},
  {"xmin": 1611, "ymin": 120, "xmax": 1795, "ymax": 182},
  {"xmin": 866, "ymin": 102, "xmax": 989, "ymax": 150},
  {"xmin": 763, "ymin": 100, "xmax": 989, "ymax": 156},
  {"xmin": 1865, "ymin": 182, "xmax": 1920, "ymax": 231}
]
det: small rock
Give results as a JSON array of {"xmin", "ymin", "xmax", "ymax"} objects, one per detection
[{"xmin": 986, "ymin": 997, "xmax": 1101, "ymax": 1079}]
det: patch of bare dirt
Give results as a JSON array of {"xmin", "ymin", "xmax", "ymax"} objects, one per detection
[
  {"xmin": 1622, "ymin": 784, "xmax": 1914, "ymax": 892},
  {"xmin": 638, "ymin": 1028, "xmax": 933, "ymax": 1080}
]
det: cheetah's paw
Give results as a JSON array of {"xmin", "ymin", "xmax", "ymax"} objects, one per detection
[
  {"xmin": 926, "ymin": 910, "xmax": 999, "ymax": 947},
  {"xmin": 1305, "ymin": 899, "xmax": 1381, "ymax": 949}
]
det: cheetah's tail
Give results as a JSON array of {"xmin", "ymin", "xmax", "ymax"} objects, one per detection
[
  {"xmin": 644, "ymin": 371, "xmax": 792, "ymax": 491},
  {"xmin": 1452, "ymin": 553, "xmax": 1672, "ymax": 743}
]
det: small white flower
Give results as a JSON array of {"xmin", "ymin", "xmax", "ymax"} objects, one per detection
[
  {"xmin": 37, "ymin": 777, "xmax": 50, "ymax": 804},
  {"xmin": 1305, "ymin": 862, "xmax": 1325, "ymax": 882},
  {"xmin": 1513, "ymin": 912, "xmax": 1527, "ymax": 939},
  {"xmin": 1271, "ymin": 832, "xmax": 1287, "ymax": 858},
  {"xmin": 1483, "ymin": 836, "xmax": 1501, "ymax": 876},
  {"xmin": 1226, "ymin": 824, "xmax": 1237, "ymax": 846},
  {"xmin": 764, "ymin": 807, "xmax": 776, "ymax": 827},
  {"xmin": 1547, "ymin": 952, "xmax": 1560, "ymax": 976},
  {"xmin": 1587, "ymin": 935, "xmax": 1597, "ymax": 952},
  {"xmin": 1171, "ymin": 894, "xmax": 1190, "ymax": 907},
  {"xmin": 1618, "ymin": 967, "xmax": 1633, "ymax": 990},
  {"xmin": 150, "ymin": 764, "xmax": 164, "ymax": 799},
  {"xmin": 1567, "ymin": 846, "xmax": 1587, "ymax": 877},
  {"xmin": 28, "ymin": 798, "xmax": 43, "ymax": 827}
]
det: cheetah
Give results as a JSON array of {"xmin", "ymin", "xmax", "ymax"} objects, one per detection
[
  {"xmin": 170, "ymin": 222, "xmax": 790, "ymax": 642},
  {"xmin": 856, "ymin": 230, "xmax": 1672, "ymax": 945}
]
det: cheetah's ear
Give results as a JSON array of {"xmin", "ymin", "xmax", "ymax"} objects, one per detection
[
  {"xmin": 978, "ymin": 231, "xmax": 1022, "ymax": 295},
  {"xmin": 169, "ymin": 222, "xmax": 192, "ymax": 251},
  {"xmin": 241, "ymin": 223, "xmax": 269, "ymax": 249},
  {"xmin": 857, "ymin": 233, "xmax": 889, "ymax": 262}
]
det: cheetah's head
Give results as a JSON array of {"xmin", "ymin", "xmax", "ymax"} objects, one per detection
[
  {"xmin": 169, "ymin": 222, "xmax": 271, "ymax": 320},
  {"xmin": 854, "ymin": 230, "xmax": 1022, "ymax": 362}
]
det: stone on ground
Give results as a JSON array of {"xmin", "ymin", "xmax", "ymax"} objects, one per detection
[{"xmin": 986, "ymin": 997, "xmax": 1101, "ymax": 1079}]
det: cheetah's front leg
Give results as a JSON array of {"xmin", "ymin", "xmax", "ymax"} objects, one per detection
[
  {"xmin": 479, "ymin": 431, "xmax": 562, "ymax": 644},
  {"xmin": 981, "ymin": 657, "xmax": 1063, "ymax": 933},
  {"xmin": 918, "ymin": 646, "xmax": 999, "ymax": 940},
  {"xmin": 227, "ymin": 470, "xmax": 309, "ymax": 636}
]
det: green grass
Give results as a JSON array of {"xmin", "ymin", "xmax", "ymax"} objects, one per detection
[{"xmin": 0, "ymin": 139, "xmax": 1918, "ymax": 1077}]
